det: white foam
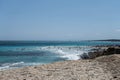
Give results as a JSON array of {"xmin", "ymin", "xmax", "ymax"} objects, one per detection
[
  {"xmin": 0, "ymin": 66, "xmax": 10, "ymax": 70},
  {"xmin": 40, "ymin": 46, "xmax": 90, "ymax": 60},
  {"xmin": 0, "ymin": 62, "xmax": 45, "ymax": 71},
  {"xmin": 0, "ymin": 61, "xmax": 25, "ymax": 70},
  {"xmin": 11, "ymin": 61, "xmax": 24, "ymax": 66},
  {"xmin": 55, "ymin": 49, "xmax": 80, "ymax": 60},
  {"xmin": 60, "ymin": 54, "xmax": 80, "ymax": 60}
]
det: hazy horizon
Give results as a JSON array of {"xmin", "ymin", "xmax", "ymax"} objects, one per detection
[{"xmin": 0, "ymin": 0, "xmax": 120, "ymax": 40}]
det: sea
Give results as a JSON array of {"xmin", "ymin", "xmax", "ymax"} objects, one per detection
[{"xmin": 0, "ymin": 41, "xmax": 120, "ymax": 70}]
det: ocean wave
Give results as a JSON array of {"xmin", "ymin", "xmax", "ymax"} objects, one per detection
[
  {"xmin": 0, "ymin": 46, "xmax": 93, "ymax": 70},
  {"xmin": 40, "ymin": 46, "xmax": 91, "ymax": 60},
  {"xmin": 0, "ymin": 62, "xmax": 44, "ymax": 70},
  {"xmin": 0, "ymin": 61, "xmax": 24, "ymax": 70}
]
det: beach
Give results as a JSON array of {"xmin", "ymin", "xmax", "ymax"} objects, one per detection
[
  {"xmin": 0, "ymin": 41, "xmax": 120, "ymax": 80},
  {"xmin": 0, "ymin": 53, "xmax": 120, "ymax": 80}
]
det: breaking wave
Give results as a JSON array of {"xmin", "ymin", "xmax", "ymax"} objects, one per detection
[
  {"xmin": 0, "ymin": 62, "xmax": 44, "ymax": 70},
  {"xmin": 40, "ymin": 46, "xmax": 91, "ymax": 60}
]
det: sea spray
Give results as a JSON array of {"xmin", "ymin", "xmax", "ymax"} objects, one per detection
[{"xmin": 40, "ymin": 46, "xmax": 91, "ymax": 60}]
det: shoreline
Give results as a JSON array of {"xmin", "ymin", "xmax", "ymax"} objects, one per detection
[
  {"xmin": 0, "ymin": 46, "xmax": 120, "ymax": 80},
  {"xmin": 0, "ymin": 54, "xmax": 120, "ymax": 80}
]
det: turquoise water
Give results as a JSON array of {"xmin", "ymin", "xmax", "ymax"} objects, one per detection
[{"xmin": 0, "ymin": 41, "xmax": 119, "ymax": 70}]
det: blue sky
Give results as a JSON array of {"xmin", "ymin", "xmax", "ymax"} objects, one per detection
[{"xmin": 0, "ymin": 0, "xmax": 120, "ymax": 40}]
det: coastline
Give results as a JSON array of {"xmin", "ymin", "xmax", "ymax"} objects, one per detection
[
  {"xmin": 0, "ymin": 46, "xmax": 120, "ymax": 80},
  {"xmin": 0, "ymin": 54, "xmax": 120, "ymax": 80}
]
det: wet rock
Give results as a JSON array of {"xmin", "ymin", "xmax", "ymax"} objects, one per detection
[{"xmin": 81, "ymin": 46, "xmax": 120, "ymax": 59}]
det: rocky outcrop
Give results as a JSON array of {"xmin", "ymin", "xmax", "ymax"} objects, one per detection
[
  {"xmin": 81, "ymin": 46, "xmax": 120, "ymax": 59},
  {"xmin": 106, "ymin": 47, "xmax": 120, "ymax": 54}
]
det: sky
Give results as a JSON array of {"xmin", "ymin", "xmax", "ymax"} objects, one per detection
[{"xmin": 0, "ymin": 0, "xmax": 120, "ymax": 40}]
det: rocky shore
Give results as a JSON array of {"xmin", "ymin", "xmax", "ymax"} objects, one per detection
[
  {"xmin": 0, "ymin": 46, "xmax": 120, "ymax": 80},
  {"xmin": 81, "ymin": 45, "xmax": 120, "ymax": 59}
]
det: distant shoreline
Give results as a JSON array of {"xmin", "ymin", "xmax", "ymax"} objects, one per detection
[{"xmin": 94, "ymin": 39, "xmax": 120, "ymax": 42}]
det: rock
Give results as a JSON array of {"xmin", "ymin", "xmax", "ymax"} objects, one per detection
[
  {"xmin": 106, "ymin": 47, "xmax": 120, "ymax": 55},
  {"xmin": 80, "ymin": 53, "xmax": 89, "ymax": 59},
  {"xmin": 81, "ymin": 46, "xmax": 120, "ymax": 59}
]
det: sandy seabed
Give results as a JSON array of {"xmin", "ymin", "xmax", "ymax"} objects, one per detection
[{"xmin": 0, "ymin": 54, "xmax": 120, "ymax": 80}]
